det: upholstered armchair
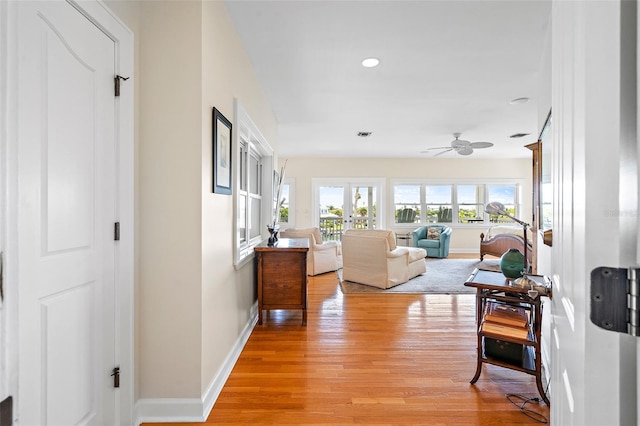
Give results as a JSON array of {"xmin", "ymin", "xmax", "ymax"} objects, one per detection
[
  {"xmin": 412, "ymin": 225, "xmax": 452, "ymax": 258},
  {"xmin": 341, "ymin": 229, "xmax": 426, "ymax": 289},
  {"xmin": 279, "ymin": 227, "xmax": 342, "ymax": 276}
]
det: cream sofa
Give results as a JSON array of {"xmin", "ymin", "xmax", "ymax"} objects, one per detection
[
  {"xmin": 279, "ymin": 227, "xmax": 343, "ymax": 276},
  {"xmin": 341, "ymin": 229, "xmax": 427, "ymax": 289}
]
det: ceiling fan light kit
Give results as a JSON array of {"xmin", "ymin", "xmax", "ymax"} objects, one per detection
[{"xmin": 421, "ymin": 132, "xmax": 494, "ymax": 156}]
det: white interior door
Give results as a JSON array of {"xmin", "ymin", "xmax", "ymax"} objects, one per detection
[
  {"xmin": 17, "ymin": 1, "xmax": 118, "ymax": 424},
  {"xmin": 551, "ymin": 1, "xmax": 639, "ymax": 424}
]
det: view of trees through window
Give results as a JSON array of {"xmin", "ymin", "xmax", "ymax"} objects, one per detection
[{"xmin": 393, "ymin": 183, "xmax": 518, "ymax": 225}]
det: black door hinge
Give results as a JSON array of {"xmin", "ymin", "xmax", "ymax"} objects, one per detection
[
  {"xmin": 114, "ymin": 222, "xmax": 120, "ymax": 241},
  {"xmin": 591, "ymin": 267, "xmax": 640, "ymax": 336},
  {"xmin": 111, "ymin": 367, "xmax": 120, "ymax": 388},
  {"xmin": 114, "ymin": 75, "xmax": 129, "ymax": 97}
]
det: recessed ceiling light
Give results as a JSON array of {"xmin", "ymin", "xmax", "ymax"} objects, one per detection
[
  {"xmin": 510, "ymin": 97, "xmax": 530, "ymax": 105},
  {"xmin": 361, "ymin": 58, "xmax": 380, "ymax": 68},
  {"xmin": 510, "ymin": 133, "xmax": 530, "ymax": 138}
]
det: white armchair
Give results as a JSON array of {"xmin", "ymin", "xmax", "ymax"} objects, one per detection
[
  {"xmin": 341, "ymin": 229, "xmax": 426, "ymax": 289},
  {"xmin": 279, "ymin": 227, "xmax": 343, "ymax": 276}
]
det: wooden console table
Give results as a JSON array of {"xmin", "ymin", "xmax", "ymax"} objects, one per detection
[
  {"xmin": 254, "ymin": 238, "xmax": 309, "ymax": 326},
  {"xmin": 464, "ymin": 268, "xmax": 552, "ymax": 405}
]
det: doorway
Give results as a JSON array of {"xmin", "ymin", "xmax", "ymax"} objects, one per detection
[{"xmin": 313, "ymin": 179, "xmax": 384, "ymax": 241}]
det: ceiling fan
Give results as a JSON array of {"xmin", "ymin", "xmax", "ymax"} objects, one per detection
[{"xmin": 421, "ymin": 133, "xmax": 494, "ymax": 157}]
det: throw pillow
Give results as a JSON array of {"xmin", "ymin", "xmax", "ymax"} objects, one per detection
[{"xmin": 427, "ymin": 227, "xmax": 442, "ymax": 240}]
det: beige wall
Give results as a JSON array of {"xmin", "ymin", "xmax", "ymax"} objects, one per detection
[
  {"xmin": 284, "ymin": 157, "xmax": 532, "ymax": 252},
  {"xmin": 200, "ymin": 0, "xmax": 278, "ymax": 393},
  {"xmin": 105, "ymin": 0, "xmax": 277, "ymax": 401}
]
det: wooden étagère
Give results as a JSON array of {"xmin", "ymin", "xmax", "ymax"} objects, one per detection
[{"xmin": 464, "ymin": 268, "xmax": 552, "ymax": 405}]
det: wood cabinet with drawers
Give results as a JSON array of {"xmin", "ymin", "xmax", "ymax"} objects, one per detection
[{"xmin": 254, "ymin": 238, "xmax": 309, "ymax": 326}]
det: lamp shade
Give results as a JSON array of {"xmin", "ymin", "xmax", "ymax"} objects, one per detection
[{"xmin": 485, "ymin": 201, "xmax": 507, "ymax": 216}]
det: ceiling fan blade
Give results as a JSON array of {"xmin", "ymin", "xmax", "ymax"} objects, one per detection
[
  {"xmin": 457, "ymin": 147, "xmax": 474, "ymax": 155},
  {"xmin": 434, "ymin": 149, "xmax": 453, "ymax": 157},
  {"xmin": 421, "ymin": 146, "xmax": 452, "ymax": 151},
  {"xmin": 469, "ymin": 142, "xmax": 494, "ymax": 149}
]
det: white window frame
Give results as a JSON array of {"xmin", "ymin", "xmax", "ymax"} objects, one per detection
[
  {"xmin": 234, "ymin": 101, "xmax": 275, "ymax": 268},
  {"xmin": 390, "ymin": 178, "xmax": 524, "ymax": 228}
]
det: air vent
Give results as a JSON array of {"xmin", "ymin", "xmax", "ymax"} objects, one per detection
[
  {"xmin": 510, "ymin": 133, "xmax": 530, "ymax": 139},
  {"xmin": 357, "ymin": 132, "xmax": 372, "ymax": 137}
]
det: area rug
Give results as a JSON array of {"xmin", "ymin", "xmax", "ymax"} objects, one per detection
[{"xmin": 338, "ymin": 258, "xmax": 501, "ymax": 294}]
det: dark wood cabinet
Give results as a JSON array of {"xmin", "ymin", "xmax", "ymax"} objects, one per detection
[{"xmin": 254, "ymin": 238, "xmax": 309, "ymax": 326}]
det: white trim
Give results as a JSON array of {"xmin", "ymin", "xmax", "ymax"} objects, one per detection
[
  {"xmin": 134, "ymin": 304, "xmax": 259, "ymax": 425},
  {"xmin": 0, "ymin": 0, "xmax": 18, "ymax": 417},
  {"xmin": 233, "ymin": 100, "xmax": 274, "ymax": 268}
]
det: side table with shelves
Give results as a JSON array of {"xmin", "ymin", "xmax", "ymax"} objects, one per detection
[
  {"xmin": 464, "ymin": 268, "xmax": 552, "ymax": 405},
  {"xmin": 254, "ymin": 238, "xmax": 309, "ymax": 326},
  {"xmin": 395, "ymin": 232, "xmax": 412, "ymax": 247}
]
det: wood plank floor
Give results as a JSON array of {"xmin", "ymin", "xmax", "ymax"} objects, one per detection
[{"xmin": 147, "ymin": 254, "xmax": 550, "ymax": 425}]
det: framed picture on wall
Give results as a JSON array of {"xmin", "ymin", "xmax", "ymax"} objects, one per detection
[{"xmin": 213, "ymin": 107, "xmax": 232, "ymax": 195}]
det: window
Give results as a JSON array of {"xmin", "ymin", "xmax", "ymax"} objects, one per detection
[
  {"xmin": 487, "ymin": 184, "xmax": 518, "ymax": 223},
  {"xmin": 457, "ymin": 185, "xmax": 484, "ymax": 223},
  {"xmin": 425, "ymin": 185, "xmax": 452, "ymax": 223},
  {"xmin": 278, "ymin": 178, "xmax": 295, "ymax": 227},
  {"xmin": 394, "ymin": 185, "xmax": 420, "ymax": 224},
  {"xmin": 234, "ymin": 101, "xmax": 274, "ymax": 267},
  {"xmin": 391, "ymin": 181, "xmax": 520, "ymax": 226}
]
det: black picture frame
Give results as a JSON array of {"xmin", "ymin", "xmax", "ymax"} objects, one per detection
[{"xmin": 213, "ymin": 107, "xmax": 232, "ymax": 195}]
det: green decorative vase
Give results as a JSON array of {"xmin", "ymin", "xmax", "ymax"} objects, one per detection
[{"xmin": 500, "ymin": 248, "xmax": 524, "ymax": 279}]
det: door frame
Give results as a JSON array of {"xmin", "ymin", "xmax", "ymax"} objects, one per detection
[
  {"xmin": 312, "ymin": 178, "xmax": 385, "ymax": 235},
  {"xmin": 1, "ymin": 0, "xmax": 134, "ymax": 423}
]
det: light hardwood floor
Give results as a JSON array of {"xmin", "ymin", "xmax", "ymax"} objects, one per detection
[{"xmin": 148, "ymin": 254, "xmax": 550, "ymax": 425}]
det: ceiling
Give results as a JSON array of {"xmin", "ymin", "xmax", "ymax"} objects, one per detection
[{"xmin": 225, "ymin": 0, "xmax": 551, "ymax": 159}]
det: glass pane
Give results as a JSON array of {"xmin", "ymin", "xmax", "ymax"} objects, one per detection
[
  {"xmin": 426, "ymin": 205, "xmax": 453, "ymax": 223},
  {"xmin": 279, "ymin": 183, "xmax": 289, "ymax": 224},
  {"xmin": 487, "ymin": 184, "xmax": 517, "ymax": 223},
  {"xmin": 249, "ymin": 153, "xmax": 260, "ymax": 195},
  {"xmin": 238, "ymin": 194, "xmax": 246, "ymax": 243},
  {"xmin": 249, "ymin": 196, "xmax": 261, "ymax": 239},
  {"xmin": 457, "ymin": 185, "xmax": 484, "ymax": 223},
  {"xmin": 352, "ymin": 186, "xmax": 376, "ymax": 229},
  {"xmin": 425, "ymin": 185, "xmax": 452, "ymax": 204},
  {"xmin": 426, "ymin": 185, "xmax": 452, "ymax": 223},
  {"xmin": 239, "ymin": 143, "xmax": 247, "ymax": 191},
  {"xmin": 319, "ymin": 186, "xmax": 344, "ymax": 242},
  {"xmin": 394, "ymin": 185, "xmax": 420, "ymax": 224}
]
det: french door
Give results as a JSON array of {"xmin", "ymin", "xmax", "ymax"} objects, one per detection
[{"xmin": 314, "ymin": 179, "xmax": 384, "ymax": 241}]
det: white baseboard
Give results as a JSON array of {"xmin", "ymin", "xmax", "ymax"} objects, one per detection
[{"xmin": 134, "ymin": 303, "xmax": 258, "ymax": 426}]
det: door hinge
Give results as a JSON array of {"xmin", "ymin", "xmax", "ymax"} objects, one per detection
[
  {"xmin": 590, "ymin": 267, "xmax": 640, "ymax": 336},
  {"xmin": 114, "ymin": 222, "xmax": 120, "ymax": 241},
  {"xmin": 111, "ymin": 366, "xmax": 120, "ymax": 388},
  {"xmin": 114, "ymin": 75, "xmax": 129, "ymax": 97}
]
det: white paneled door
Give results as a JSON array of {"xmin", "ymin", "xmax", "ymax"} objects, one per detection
[{"xmin": 17, "ymin": 1, "xmax": 117, "ymax": 424}]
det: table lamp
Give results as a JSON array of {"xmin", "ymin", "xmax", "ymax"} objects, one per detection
[{"xmin": 484, "ymin": 201, "xmax": 534, "ymax": 287}]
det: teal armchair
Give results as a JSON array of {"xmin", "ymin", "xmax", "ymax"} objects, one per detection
[{"xmin": 412, "ymin": 225, "xmax": 452, "ymax": 258}]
